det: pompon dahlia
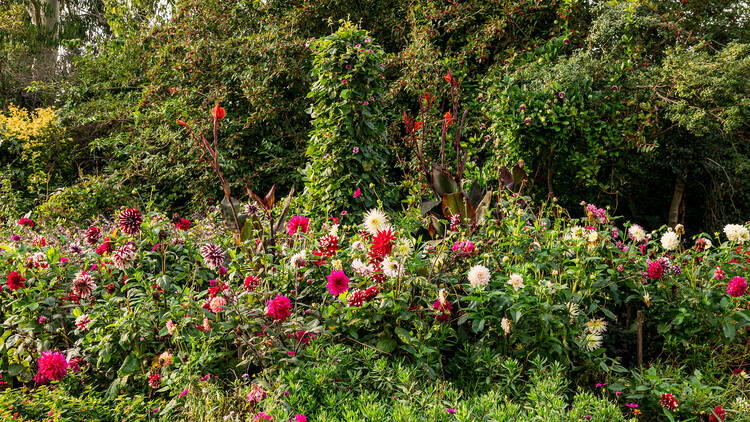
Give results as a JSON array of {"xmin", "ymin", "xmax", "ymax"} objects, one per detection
[
  {"xmin": 200, "ymin": 243, "xmax": 225, "ymax": 269},
  {"xmin": 661, "ymin": 231, "xmax": 680, "ymax": 250},
  {"xmin": 118, "ymin": 208, "xmax": 143, "ymax": 235},
  {"xmin": 628, "ymin": 225, "xmax": 646, "ymax": 242},
  {"xmin": 727, "ymin": 276, "xmax": 748, "ymax": 297},
  {"xmin": 84, "ymin": 226, "xmax": 101, "ymax": 246},
  {"xmin": 72, "ymin": 271, "xmax": 97, "ymax": 298},
  {"xmin": 286, "ymin": 216, "xmax": 310, "ymax": 236},
  {"xmin": 326, "ymin": 269, "xmax": 350, "ymax": 296},
  {"xmin": 724, "ymin": 224, "xmax": 750, "ymax": 243},
  {"xmin": 243, "ymin": 275, "xmax": 261, "ymax": 291},
  {"xmin": 660, "ymin": 393, "xmax": 679, "ymax": 411},
  {"xmin": 266, "ymin": 294, "xmax": 292, "ymax": 321},
  {"xmin": 370, "ymin": 228, "xmax": 395, "ymax": 260},
  {"xmin": 35, "ymin": 351, "xmax": 68, "ymax": 384},
  {"xmin": 112, "ymin": 242, "xmax": 136, "ymax": 270},
  {"xmin": 7, "ymin": 271, "xmax": 25, "ymax": 291},
  {"xmin": 468, "ymin": 265, "xmax": 491, "ymax": 288},
  {"xmin": 647, "ymin": 260, "xmax": 664, "ymax": 280}
]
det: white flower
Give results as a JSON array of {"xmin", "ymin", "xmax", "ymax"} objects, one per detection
[
  {"xmin": 585, "ymin": 318, "xmax": 608, "ymax": 335},
  {"xmin": 501, "ymin": 317, "xmax": 512, "ymax": 335},
  {"xmin": 702, "ymin": 238, "xmax": 713, "ymax": 249},
  {"xmin": 381, "ymin": 256, "xmax": 403, "ymax": 278},
  {"xmin": 331, "ymin": 259, "xmax": 343, "ymax": 271},
  {"xmin": 507, "ymin": 273, "xmax": 525, "ymax": 292},
  {"xmin": 288, "ymin": 250, "xmax": 306, "ymax": 269},
  {"xmin": 468, "ymin": 265, "xmax": 491, "ymax": 288},
  {"xmin": 661, "ymin": 231, "xmax": 680, "ymax": 250},
  {"xmin": 586, "ymin": 230, "xmax": 599, "ymax": 243},
  {"xmin": 724, "ymin": 224, "xmax": 750, "ymax": 243},
  {"xmin": 351, "ymin": 258, "xmax": 372, "ymax": 276},
  {"xmin": 351, "ymin": 241, "xmax": 366, "ymax": 252},
  {"xmin": 438, "ymin": 288, "xmax": 448, "ymax": 305},
  {"xmin": 394, "ymin": 238, "xmax": 414, "ymax": 258},
  {"xmin": 628, "ymin": 225, "xmax": 646, "ymax": 242},
  {"xmin": 329, "ymin": 224, "xmax": 339, "ymax": 237},
  {"xmin": 582, "ymin": 332, "xmax": 603, "ymax": 351},
  {"xmin": 569, "ymin": 225, "xmax": 585, "ymax": 240},
  {"xmin": 363, "ymin": 209, "xmax": 390, "ymax": 236},
  {"xmin": 567, "ymin": 302, "xmax": 581, "ymax": 318}
]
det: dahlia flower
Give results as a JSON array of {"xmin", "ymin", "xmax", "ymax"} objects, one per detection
[
  {"xmin": 347, "ymin": 289, "xmax": 368, "ymax": 307},
  {"xmin": 254, "ymin": 412, "xmax": 274, "ymax": 422},
  {"xmin": 27, "ymin": 252, "xmax": 49, "ymax": 269},
  {"xmin": 175, "ymin": 218, "xmax": 192, "ymax": 231},
  {"xmin": 370, "ymin": 228, "xmax": 394, "ymax": 259},
  {"xmin": 148, "ymin": 373, "xmax": 161, "ymax": 389},
  {"xmin": 209, "ymin": 296, "xmax": 226, "ymax": 313},
  {"xmin": 75, "ymin": 314, "xmax": 91, "ymax": 330},
  {"xmin": 507, "ymin": 273, "xmax": 525, "ymax": 292},
  {"xmin": 294, "ymin": 415, "xmax": 308, "ymax": 422},
  {"xmin": 266, "ymin": 294, "xmax": 292, "ymax": 321},
  {"xmin": 661, "ymin": 231, "xmax": 680, "ymax": 250},
  {"xmin": 647, "ymin": 260, "xmax": 664, "ymax": 280},
  {"xmin": 243, "ymin": 275, "xmax": 261, "ymax": 291},
  {"xmin": 72, "ymin": 271, "xmax": 97, "ymax": 298},
  {"xmin": 112, "ymin": 242, "xmax": 136, "ymax": 270},
  {"xmin": 6, "ymin": 271, "xmax": 25, "ymax": 291},
  {"xmin": 118, "ymin": 208, "xmax": 143, "ymax": 235},
  {"xmin": 452, "ymin": 240, "xmax": 475, "ymax": 256},
  {"xmin": 660, "ymin": 393, "xmax": 679, "ymax": 411},
  {"xmin": 288, "ymin": 250, "xmax": 306, "ymax": 269},
  {"xmin": 432, "ymin": 298, "xmax": 452, "ymax": 322},
  {"xmin": 709, "ymin": 405, "xmax": 726, "ymax": 422},
  {"xmin": 727, "ymin": 276, "xmax": 748, "ymax": 297},
  {"xmin": 200, "ymin": 243, "xmax": 225, "ymax": 269},
  {"xmin": 351, "ymin": 258, "xmax": 373, "ymax": 276},
  {"xmin": 381, "ymin": 256, "xmax": 403, "ymax": 278},
  {"xmin": 326, "ymin": 270, "xmax": 350, "ymax": 296},
  {"xmin": 694, "ymin": 237, "xmax": 712, "ymax": 251},
  {"xmin": 35, "ymin": 351, "xmax": 68, "ymax": 384},
  {"xmin": 628, "ymin": 225, "xmax": 646, "ymax": 242},
  {"xmin": 468, "ymin": 265, "xmax": 491, "ymax": 288},
  {"xmin": 96, "ymin": 237, "xmax": 113, "ymax": 255},
  {"xmin": 501, "ymin": 317, "xmax": 512, "ymax": 335},
  {"xmin": 166, "ymin": 320, "xmax": 176, "ymax": 335},
  {"xmin": 286, "ymin": 215, "xmax": 310, "ymax": 236},
  {"xmin": 363, "ymin": 209, "xmax": 390, "ymax": 236},
  {"xmin": 585, "ymin": 318, "xmax": 608, "ymax": 335},
  {"xmin": 724, "ymin": 224, "xmax": 750, "ymax": 243},
  {"xmin": 582, "ymin": 332, "xmax": 603, "ymax": 352},
  {"xmin": 17, "ymin": 217, "xmax": 35, "ymax": 228},
  {"xmin": 246, "ymin": 384, "xmax": 267, "ymax": 403},
  {"xmin": 84, "ymin": 226, "xmax": 101, "ymax": 246}
]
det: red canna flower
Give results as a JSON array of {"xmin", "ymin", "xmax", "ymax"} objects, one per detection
[
  {"xmin": 423, "ymin": 92, "xmax": 434, "ymax": 107},
  {"xmin": 212, "ymin": 103, "xmax": 225, "ymax": 122},
  {"xmin": 443, "ymin": 111, "xmax": 453, "ymax": 127}
]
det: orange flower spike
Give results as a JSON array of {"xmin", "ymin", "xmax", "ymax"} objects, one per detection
[{"xmin": 212, "ymin": 103, "xmax": 225, "ymax": 122}]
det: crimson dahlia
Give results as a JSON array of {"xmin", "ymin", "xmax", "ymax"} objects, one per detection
[
  {"xmin": 6, "ymin": 271, "xmax": 25, "ymax": 291},
  {"xmin": 266, "ymin": 294, "xmax": 292, "ymax": 322}
]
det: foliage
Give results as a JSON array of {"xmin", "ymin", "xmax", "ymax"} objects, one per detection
[{"xmin": 304, "ymin": 21, "xmax": 396, "ymax": 214}]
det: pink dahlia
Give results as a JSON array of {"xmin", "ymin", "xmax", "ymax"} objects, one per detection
[
  {"xmin": 647, "ymin": 260, "xmax": 664, "ymax": 280},
  {"xmin": 96, "ymin": 237, "xmax": 114, "ymax": 255},
  {"xmin": 254, "ymin": 412, "xmax": 274, "ymax": 422},
  {"xmin": 660, "ymin": 393, "xmax": 679, "ymax": 411},
  {"xmin": 286, "ymin": 216, "xmax": 310, "ymax": 236},
  {"xmin": 118, "ymin": 208, "xmax": 143, "ymax": 235},
  {"xmin": 17, "ymin": 217, "xmax": 35, "ymax": 228},
  {"xmin": 727, "ymin": 276, "xmax": 748, "ymax": 297},
  {"xmin": 325, "ymin": 270, "xmax": 350, "ymax": 296},
  {"xmin": 209, "ymin": 296, "xmax": 226, "ymax": 313},
  {"xmin": 6, "ymin": 271, "xmax": 25, "ymax": 291},
  {"xmin": 451, "ymin": 240, "xmax": 475, "ymax": 256},
  {"xmin": 266, "ymin": 294, "xmax": 292, "ymax": 322},
  {"xmin": 243, "ymin": 275, "xmax": 261, "ymax": 291},
  {"xmin": 148, "ymin": 373, "xmax": 161, "ymax": 389},
  {"xmin": 433, "ymin": 299, "xmax": 452, "ymax": 323},
  {"xmin": 35, "ymin": 351, "xmax": 68, "ymax": 384},
  {"xmin": 295, "ymin": 415, "xmax": 308, "ymax": 422}
]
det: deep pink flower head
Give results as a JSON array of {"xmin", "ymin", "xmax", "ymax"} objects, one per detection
[
  {"xmin": 647, "ymin": 260, "xmax": 664, "ymax": 280},
  {"xmin": 660, "ymin": 393, "xmax": 678, "ymax": 411},
  {"xmin": 6, "ymin": 271, "xmax": 25, "ymax": 291},
  {"xmin": 727, "ymin": 276, "xmax": 748, "ymax": 297},
  {"xmin": 35, "ymin": 350, "xmax": 68, "ymax": 384},
  {"xmin": 254, "ymin": 412, "xmax": 274, "ymax": 422},
  {"xmin": 714, "ymin": 267, "xmax": 726, "ymax": 280},
  {"xmin": 175, "ymin": 218, "xmax": 192, "ymax": 231},
  {"xmin": 294, "ymin": 415, "xmax": 308, "ymax": 422},
  {"xmin": 326, "ymin": 270, "xmax": 350, "ymax": 296},
  {"xmin": 286, "ymin": 216, "xmax": 310, "ymax": 236},
  {"xmin": 353, "ymin": 187, "xmax": 361, "ymax": 198},
  {"xmin": 446, "ymin": 408, "xmax": 456, "ymax": 414},
  {"xmin": 266, "ymin": 294, "xmax": 292, "ymax": 322},
  {"xmin": 433, "ymin": 299, "xmax": 452, "ymax": 322},
  {"xmin": 17, "ymin": 218, "xmax": 35, "ymax": 228}
]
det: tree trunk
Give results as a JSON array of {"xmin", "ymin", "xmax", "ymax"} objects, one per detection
[{"xmin": 668, "ymin": 177, "xmax": 685, "ymax": 227}]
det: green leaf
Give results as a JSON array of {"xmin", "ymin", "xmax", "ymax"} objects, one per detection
[
  {"xmin": 375, "ymin": 336, "xmax": 397, "ymax": 354},
  {"xmin": 394, "ymin": 327, "xmax": 413, "ymax": 345},
  {"xmin": 118, "ymin": 353, "xmax": 140, "ymax": 376}
]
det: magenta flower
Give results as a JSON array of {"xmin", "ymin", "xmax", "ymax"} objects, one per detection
[
  {"xmin": 446, "ymin": 408, "xmax": 456, "ymax": 414},
  {"xmin": 266, "ymin": 294, "xmax": 292, "ymax": 321},
  {"xmin": 727, "ymin": 276, "xmax": 748, "ymax": 297},
  {"xmin": 286, "ymin": 216, "xmax": 310, "ymax": 236},
  {"xmin": 352, "ymin": 147, "xmax": 359, "ymax": 153},
  {"xmin": 326, "ymin": 270, "xmax": 350, "ymax": 296},
  {"xmin": 353, "ymin": 187, "xmax": 361, "ymax": 198},
  {"xmin": 294, "ymin": 415, "xmax": 308, "ymax": 422},
  {"xmin": 180, "ymin": 387, "xmax": 189, "ymax": 398}
]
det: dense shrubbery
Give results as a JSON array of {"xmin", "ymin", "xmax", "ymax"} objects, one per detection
[{"xmin": 1, "ymin": 191, "xmax": 749, "ymax": 420}]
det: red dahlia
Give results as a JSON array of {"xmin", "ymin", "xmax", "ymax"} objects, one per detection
[
  {"xmin": 118, "ymin": 208, "xmax": 143, "ymax": 235},
  {"xmin": 369, "ymin": 228, "xmax": 394, "ymax": 260},
  {"xmin": 709, "ymin": 405, "xmax": 726, "ymax": 422},
  {"xmin": 660, "ymin": 393, "xmax": 679, "ymax": 411},
  {"xmin": 6, "ymin": 271, "xmax": 25, "ymax": 291},
  {"xmin": 84, "ymin": 226, "xmax": 101, "ymax": 246}
]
